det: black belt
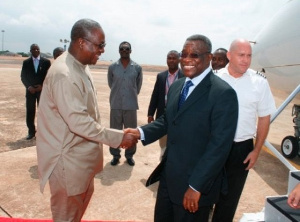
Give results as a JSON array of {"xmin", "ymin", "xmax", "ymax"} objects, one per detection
[{"xmin": 232, "ymin": 138, "xmax": 253, "ymax": 145}]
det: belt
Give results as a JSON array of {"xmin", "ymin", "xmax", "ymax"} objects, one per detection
[{"xmin": 232, "ymin": 138, "xmax": 253, "ymax": 145}]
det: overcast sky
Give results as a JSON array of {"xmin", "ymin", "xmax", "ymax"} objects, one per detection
[{"xmin": 0, "ymin": 0, "xmax": 287, "ymax": 65}]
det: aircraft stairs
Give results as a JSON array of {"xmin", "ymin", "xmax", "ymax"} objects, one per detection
[
  {"xmin": 264, "ymin": 170, "xmax": 300, "ymax": 222},
  {"xmin": 243, "ymin": 85, "xmax": 300, "ymax": 222}
]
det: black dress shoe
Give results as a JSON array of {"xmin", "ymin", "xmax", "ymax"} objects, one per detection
[
  {"xmin": 126, "ymin": 158, "xmax": 135, "ymax": 166},
  {"xmin": 26, "ymin": 134, "xmax": 35, "ymax": 140},
  {"xmin": 110, "ymin": 158, "xmax": 120, "ymax": 166}
]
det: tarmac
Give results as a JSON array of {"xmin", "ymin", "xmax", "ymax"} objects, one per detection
[{"xmin": 0, "ymin": 56, "xmax": 300, "ymax": 221}]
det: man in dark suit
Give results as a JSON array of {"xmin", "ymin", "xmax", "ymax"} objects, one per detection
[
  {"xmin": 126, "ymin": 34, "xmax": 238, "ymax": 221},
  {"xmin": 21, "ymin": 44, "xmax": 51, "ymax": 139},
  {"xmin": 147, "ymin": 50, "xmax": 184, "ymax": 159}
]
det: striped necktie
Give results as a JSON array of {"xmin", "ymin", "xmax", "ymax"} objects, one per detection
[{"xmin": 178, "ymin": 80, "xmax": 193, "ymax": 109}]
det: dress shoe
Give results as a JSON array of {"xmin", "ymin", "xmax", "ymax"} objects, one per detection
[
  {"xmin": 26, "ymin": 134, "xmax": 35, "ymax": 140},
  {"xmin": 110, "ymin": 158, "xmax": 120, "ymax": 166},
  {"xmin": 126, "ymin": 158, "xmax": 135, "ymax": 166}
]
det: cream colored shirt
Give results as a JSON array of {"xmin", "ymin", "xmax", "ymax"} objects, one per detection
[{"xmin": 36, "ymin": 52, "xmax": 123, "ymax": 196}]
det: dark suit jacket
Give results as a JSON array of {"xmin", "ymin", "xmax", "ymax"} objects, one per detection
[
  {"xmin": 147, "ymin": 69, "xmax": 184, "ymax": 119},
  {"xmin": 142, "ymin": 71, "xmax": 238, "ymax": 206},
  {"xmin": 21, "ymin": 56, "xmax": 51, "ymax": 93}
]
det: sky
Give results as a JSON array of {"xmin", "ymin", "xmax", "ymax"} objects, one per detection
[{"xmin": 0, "ymin": 0, "xmax": 288, "ymax": 66}]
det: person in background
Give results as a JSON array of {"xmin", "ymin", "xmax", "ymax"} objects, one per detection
[
  {"xmin": 288, "ymin": 183, "xmax": 300, "ymax": 209},
  {"xmin": 126, "ymin": 34, "xmax": 238, "ymax": 221},
  {"xmin": 36, "ymin": 18, "xmax": 137, "ymax": 222},
  {"xmin": 53, "ymin": 47, "xmax": 64, "ymax": 59},
  {"xmin": 211, "ymin": 48, "xmax": 229, "ymax": 72},
  {"xmin": 107, "ymin": 41, "xmax": 143, "ymax": 166},
  {"xmin": 147, "ymin": 50, "xmax": 184, "ymax": 159},
  {"xmin": 212, "ymin": 39, "xmax": 276, "ymax": 222},
  {"xmin": 21, "ymin": 43, "xmax": 51, "ymax": 140}
]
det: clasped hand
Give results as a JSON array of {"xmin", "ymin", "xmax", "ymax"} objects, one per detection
[
  {"xmin": 28, "ymin": 85, "xmax": 42, "ymax": 94},
  {"xmin": 119, "ymin": 128, "xmax": 141, "ymax": 149}
]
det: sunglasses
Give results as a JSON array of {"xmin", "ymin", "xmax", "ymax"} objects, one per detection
[
  {"xmin": 119, "ymin": 47, "xmax": 130, "ymax": 52},
  {"xmin": 179, "ymin": 51, "xmax": 210, "ymax": 59},
  {"xmin": 83, "ymin": 38, "xmax": 106, "ymax": 49}
]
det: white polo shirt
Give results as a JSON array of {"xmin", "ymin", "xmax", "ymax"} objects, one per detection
[{"xmin": 216, "ymin": 67, "xmax": 276, "ymax": 142}]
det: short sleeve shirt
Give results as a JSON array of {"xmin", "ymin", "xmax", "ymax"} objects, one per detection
[{"xmin": 216, "ymin": 68, "xmax": 277, "ymax": 142}]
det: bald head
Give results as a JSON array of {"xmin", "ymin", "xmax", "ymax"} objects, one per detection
[
  {"xmin": 229, "ymin": 39, "xmax": 251, "ymax": 52},
  {"xmin": 227, "ymin": 39, "xmax": 252, "ymax": 77}
]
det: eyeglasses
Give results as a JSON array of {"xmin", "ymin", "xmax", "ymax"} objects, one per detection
[
  {"xmin": 119, "ymin": 47, "xmax": 130, "ymax": 52},
  {"xmin": 83, "ymin": 38, "xmax": 106, "ymax": 49},
  {"xmin": 179, "ymin": 51, "xmax": 210, "ymax": 59}
]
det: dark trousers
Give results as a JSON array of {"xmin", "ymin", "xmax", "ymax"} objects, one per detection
[
  {"xmin": 109, "ymin": 109, "xmax": 137, "ymax": 159},
  {"xmin": 26, "ymin": 91, "xmax": 40, "ymax": 135},
  {"xmin": 212, "ymin": 139, "xmax": 254, "ymax": 222},
  {"xmin": 155, "ymin": 172, "xmax": 210, "ymax": 222}
]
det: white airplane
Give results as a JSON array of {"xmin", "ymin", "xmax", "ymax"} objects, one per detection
[
  {"xmin": 251, "ymin": 0, "xmax": 300, "ymax": 94},
  {"xmin": 250, "ymin": 0, "xmax": 300, "ymax": 160},
  {"xmin": 241, "ymin": 2, "xmax": 300, "ymax": 220}
]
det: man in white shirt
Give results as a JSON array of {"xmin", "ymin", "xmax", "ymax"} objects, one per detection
[{"xmin": 212, "ymin": 39, "xmax": 276, "ymax": 222}]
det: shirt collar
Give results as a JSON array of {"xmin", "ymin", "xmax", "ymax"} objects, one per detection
[
  {"xmin": 168, "ymin": 69, "xmax": 179, "ymax": 76},
  {"xmin": 222, "ymin": 65, "xmax": 250, "ymax": 79},
  {"xmin": 117, "ymin": 58, "xmax": 132, "ymax": 65},
  {"xmin": 32, "ymin": 55, "xmax": 40, "ymax": 61},
  {"xmin": 185, "ymin": 67, "xmax": 211, "ymax": 87}
]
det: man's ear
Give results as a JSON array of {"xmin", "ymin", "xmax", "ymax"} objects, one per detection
[{"xmin": 227, "ymin": 52, "xmax": 231, "ymax": 61}]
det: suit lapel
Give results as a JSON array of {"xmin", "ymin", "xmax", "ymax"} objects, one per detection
[
  {"xmin": 178, "ymin": 69, "xmax": 184, "ymax": 78},
  {"xmin": 171, "ymin": 78, "xmax": 185, "ymax": 115},
  {"xmin": 161, "ymin": 71, "xmax": 168, "ymax": 91},
  {"xmin": 37, "ymin": 58, "xmax": 43, "ymax": 73},
  {"xmin": 30, "ymin": 58, "xmax": 35, "ymax": 72}
]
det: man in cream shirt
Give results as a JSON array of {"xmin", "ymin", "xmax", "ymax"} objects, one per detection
[{"xmin": 36, "ymin": 19, "xmax": 136, "ymax": 222}]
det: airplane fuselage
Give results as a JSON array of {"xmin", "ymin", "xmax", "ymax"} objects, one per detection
[{"xmin": 251, "ymin": 0, "xmax": 300, "ymax": 94}]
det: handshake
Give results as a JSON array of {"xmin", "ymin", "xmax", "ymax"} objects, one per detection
[{"xmin": 119, "ymin": 128, "xmax": 141, "ymax": 149}]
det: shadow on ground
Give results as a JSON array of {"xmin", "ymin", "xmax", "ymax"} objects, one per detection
[
  {"xmin": 95, "ymin": 161, "xmax": 134, "ymax": 186},
  {"xmin": 6, "ymin": 138, "xmax": 36, "ymax": 150},
  {"xmin": 28, "ymin": 165, "xmax": 39, "ymax": 179}
]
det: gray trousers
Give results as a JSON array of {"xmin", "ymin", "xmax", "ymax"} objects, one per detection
[{"xmin": 109, "ymin": 109, "xmax": 137, "ymax": 159}]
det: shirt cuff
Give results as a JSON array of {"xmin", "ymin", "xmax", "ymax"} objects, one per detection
[
  {"xmin": 137, "ymin": 127, "xmax": 145, "ymax": 141},
  {"xmin": 189, "ymin": 185, "xmax": 200, "ymax": 193}
]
